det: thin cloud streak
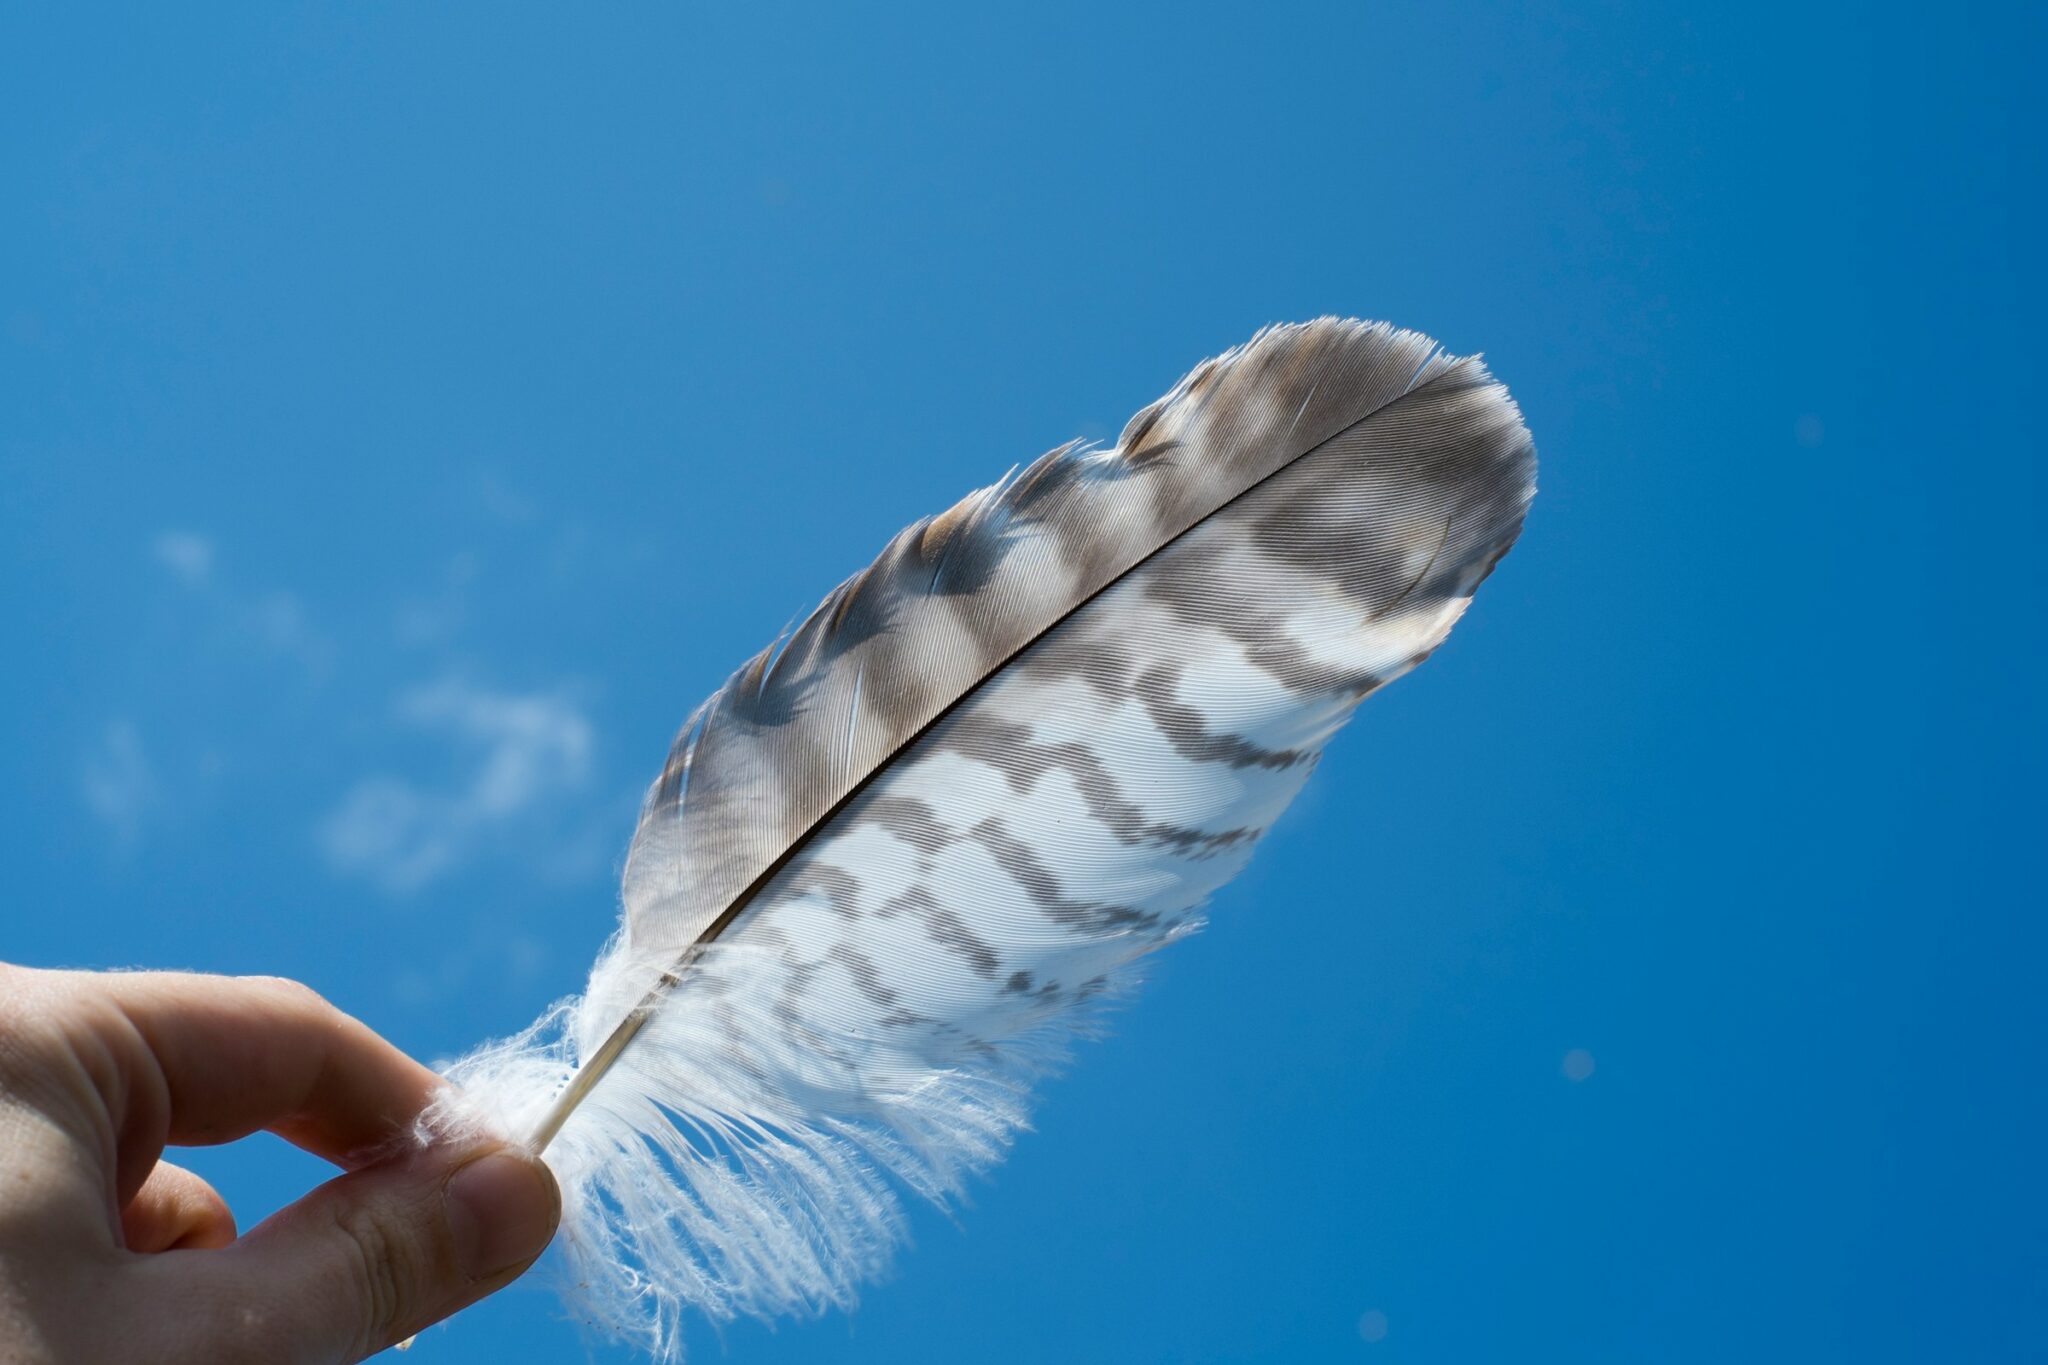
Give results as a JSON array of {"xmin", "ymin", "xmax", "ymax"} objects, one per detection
[
  {"xmin": 319, "ymin": 679, "xmax": 595, "ymax": 893},
  {"xmin": 80, "ymin": 720, "xmax": 157, "ymax": 850},
  {"xmin": 152, "ymin": 530, "xmax": 214, "ymax": 586}
]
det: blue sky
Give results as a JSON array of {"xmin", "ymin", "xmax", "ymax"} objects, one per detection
[{"xmin": 3, "ymin": 3, "xmax": 2043, "ymax": 1361}]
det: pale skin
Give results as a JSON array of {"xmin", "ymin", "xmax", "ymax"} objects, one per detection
[{"xmin": 0, "ymin": 963, "xmax": 560, "ymax": 1364}]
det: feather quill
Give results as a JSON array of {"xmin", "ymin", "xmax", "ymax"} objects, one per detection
[{"xmin": 433, "ymin": 318, "xmax": 1536, "ymax": 1357}]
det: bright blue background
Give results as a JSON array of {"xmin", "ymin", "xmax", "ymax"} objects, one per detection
[{"xmin": 4, "ymin": 3, "xmax": 2042, "ymax": 1361}]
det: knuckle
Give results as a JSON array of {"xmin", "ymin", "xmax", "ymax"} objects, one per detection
[
  {"xmin": 0, "ymin": 972, "xmax": 77, "ymax": 1085},
  {"xmin": 244, "ymin": 974, "xmax": 328, "ymax": 1013}
]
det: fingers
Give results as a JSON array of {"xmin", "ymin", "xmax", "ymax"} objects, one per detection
[
  {"xmin": 2, "ymin": 966, "xmax": 558, "ymax": 1364},
  {"xmin": 145, "ymin": 1140, "xmax": 560, "ymax": 1364},
  {"xmin": 98, "ymin": 970, "xmax": 442, "ymax": 1157},
  {"xmin": 55, "ymin": 970, "xmax": 443, "ymax": 1201},
  {"xmin": 122, "ymin": 1160, "xmax": 237, "ymax": 1252}
]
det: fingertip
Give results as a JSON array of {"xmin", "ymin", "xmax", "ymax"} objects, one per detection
[{"xmin": 444, "ymin": 1147, "xmax": 561, "ymax": 1281}]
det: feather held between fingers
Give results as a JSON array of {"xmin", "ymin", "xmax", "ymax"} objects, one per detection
[{"xmin": 429, "ymin": 317, "xmax": 1537, "ymax": 1358}]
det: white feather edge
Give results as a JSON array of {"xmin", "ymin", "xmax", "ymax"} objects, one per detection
[{"xmin": 425, "ymin": 919, "xmax": 1182, "ymax": 1357}]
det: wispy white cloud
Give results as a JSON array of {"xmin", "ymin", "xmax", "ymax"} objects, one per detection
[
  {"xmin": 318, "ymin": 679, "xmax": 594, "ymax": 893},
  {"xmin": 106, "ymin": 522, "xmax": 624, "ymax": 883},
  {"xmin": 80, "ymin": 720, "xmax": 158, "ymax": 849},
  {"xmin": 152, "ymin": 530, "xmax": 214, "ymax": 586},
  {"xmin": 394, "ymin": 552, "xmax": 481, "ymax": 647},
  {"xmin": 475, "ymin": 471, "xmax": 538, "ymax": 525},
  {"xmin": 391, "ymin": 928, "xmax": 552, "ymax": 1011},
  {"xmin": 248, "ymin": 589, "xmax": 334, "ymax": 677},
  {"xmin": 77, "ymin": 536, "xmax": 334, "ymax": 860},
  {"xmin": 147, "ymin": 530, "xmax": 332, "ymax": 675}
]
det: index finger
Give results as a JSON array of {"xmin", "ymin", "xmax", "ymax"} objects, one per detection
[{"xmin": 48, "ymin": 969, "xmax": 443, "ymax": 1199}]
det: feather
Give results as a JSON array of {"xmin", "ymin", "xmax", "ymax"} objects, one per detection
[{"xmin": 431, "ymin": 318, "xmax": 1536, "ymax": 1358}]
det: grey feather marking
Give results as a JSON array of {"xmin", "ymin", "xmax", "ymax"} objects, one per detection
[
  {"xmin": 1130, "ymin": 666, "xmax": 1315, "ymax": 771},
  {"xmin": 937, "ymin": 710, "xmax": 1260, "ymax": 858},
  {"xmin": 827, "ymin": 944, "xmax": 901, "ymax": 1008},
  {"xmin": 968, "ymin": 818, "xmax": 1155, "ymax": 934},
  {"xmin": 923, "ymin": 906, "xmax": 1001, "ymax": 979},
  {"xmin": 778, "ymin": 860, "xmax": 864, "ymax": 920},
  {"xmin": 858, "ymin": 794, "xmax": 953, "ymax": 855}
]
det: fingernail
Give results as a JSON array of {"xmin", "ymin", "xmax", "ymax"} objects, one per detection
[{"xmin": 444, "ymin": 1150, "xmax": 558, "ymax": 1280}]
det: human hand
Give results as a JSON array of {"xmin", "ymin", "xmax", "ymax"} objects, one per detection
[{"xmin": 0, "ymin": 963, "xmax": 560, "ymax": 1364}]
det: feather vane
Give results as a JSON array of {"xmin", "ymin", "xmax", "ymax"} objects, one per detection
[{"xmin": 435, "ymin": 318, "xmax": 1536, "ymax": 1357}]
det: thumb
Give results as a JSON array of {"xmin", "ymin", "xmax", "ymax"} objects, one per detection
[{"xmin": 191, "ymin": 1141, "xmax": 560, "ymax": 1364}]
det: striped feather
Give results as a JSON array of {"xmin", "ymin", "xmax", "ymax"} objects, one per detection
[{"xmin": 435, "ymin": 318, "xmax": 1536, "ymax": 1357}]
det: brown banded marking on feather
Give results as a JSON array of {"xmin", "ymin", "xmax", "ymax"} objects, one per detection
[
  {"xmin": 857, "ymin": 793, "xmax": 952, "ymax": 855},
  {"xmin": 966, "ymin": 818, "xmax": 1157, "ymax": 935},
  {"xmin": 1137, "ymin": 559, "xmax": 1396, "ymax": 701},
  {"xmin": 1369, "ymin": 511, "xmax": 1456, "ymax": 624},
  {"xmin": 1127, "ymin": 666, "xmax": 1318, "ymax": 771},
  {"xmin": 1132, "ymin": 389, "xmax": 1530, "ymax": 699},
  {"xmin": 876, "ymin": 883, "xmax": 940, "ymax": 922},
  {"xmin": 922, "ymin": 906, "xmax": 1001, "ymax": 979},
  {"xmin": 1003, "ymin": 441, "xmax": 1106, "ymax": 512},
  {"xmin": 918, "ymin": 492, "xmax": 983, "ymax": 563},
  {"xmin": 826, "ymin": 944, "xmax": 902, "ymax": 1008},
  {"xmin": 776, "ymin": 861, "xmax": 864, "ymax": 921},
  {"xmin": 932, "ymin": 709, "xmax": 1263, "ymax": 859},
  {"xmin": 1114, "ymin": 399, "xmax": 1170, "ymax": 457}
]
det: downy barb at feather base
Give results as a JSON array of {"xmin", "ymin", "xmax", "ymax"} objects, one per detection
[{"xmin": 430, "ymin": 317, "xmax": 1537, "ymax": 1359}]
